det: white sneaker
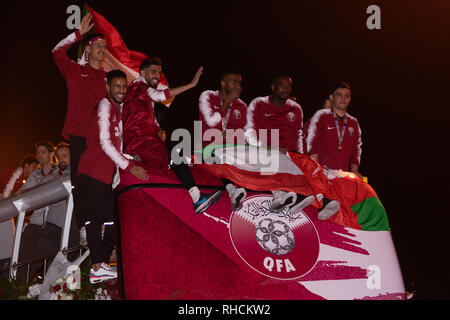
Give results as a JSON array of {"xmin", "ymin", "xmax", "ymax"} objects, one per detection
[
  {"xmin": 289, "ymin": 195, "xmax": 315, "ymax": 214},
  {"xmin": 318, "ymin": 200, "xmax": 340, "ymax": 220},
  {"xmin": 270, "ymin": 191, "xmax": 297, "ymax": 213},
  {"xmin": 89, "ymin": 263, "xmax": 117, "ymax": 284},
  {"xmin": 79, "ymin": 227, "xmax": 88, "ymax": 246},
  {"xmin": 229, "ymin": 187, "xmax": 247, "ymax": 211}
]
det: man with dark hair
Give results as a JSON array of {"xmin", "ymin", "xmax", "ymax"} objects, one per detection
[
  {"xmin": 306, "ymin": 81, "xmax": 363, "ymax": 177},
  {"xmin": 123, "ymin": 58, "xmax": 222, "ymax": 214},
  {"xmin": 21, "ymin": 155, "xmax": 39, "ymax": 178},
  {"xmin": 16, "ymin": 141, "xmax": 58, "ymax": 195},
  {"xmin": 198, "ymin": 67, "xmax": 248, "ymax": 210},
  {"xmin": 1, "ymin": 155, "xmax": 38, "ymax": 199},
  {"xmin": 200, "ymin": 67, "xmax": 246, "ymax": 140},
  {"xmin": 77, "ymin": 70, "xmax": 148, "ymax": 283},
  {"xmin": 245, "ymin": 75, "xmax": 318, "ymax": 214},
  {"xmin": 55, "ymin": 142, "xmax": 71, "ymax": 174},
  {"xmin": 246, "ymin": 75, "xmax": 304, "ymax": 155},
  {"xmin": 52, "ymin": 12, "xmax": 108, "ymax": 233}
]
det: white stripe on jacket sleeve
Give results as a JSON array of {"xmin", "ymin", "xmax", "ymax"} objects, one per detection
[
  {"xmin": 147, "ymin": 87, "xmax": 169, "ymax": 102},
  {"xmin": 2, "ymin": 167, "xmax": 23, "ymax": 198},
  {"xmin": 199, "ymin": 90, "xmax": 221, "ymax": 127},
  {"xmin": 287, "ymin": 99, "xmax": 304, "ymax": 154},
  {"xmin": 98, "ymin": 99, "xmax": 130, "ymax": 170},
  {"xmin": 306, "ymin": 109, "xmax": 328, "ymax": 153},
  {"xmin": 52, "ymin": 32, "xmax": 78, "ymax": 53},
  {"xmin": 352, "ymin": 117, "xmax": 363, "ymax": 165},
  {"xmin": 245, "ymin": 97, "xmax": 264, "ymax": 147}
]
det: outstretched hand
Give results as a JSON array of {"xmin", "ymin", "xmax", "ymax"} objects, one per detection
[
  {"xmin": 190, "ymin": 66, "xmax": 204, "ymax": 87},
  {"xmin": 79, "ymin": 13, "xmax": 94, "ymax": 36}
]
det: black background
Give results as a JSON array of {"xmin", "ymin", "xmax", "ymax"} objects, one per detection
[{"xmin": 1, "ymin": 0, "xmax": 449, "ymax": 299}]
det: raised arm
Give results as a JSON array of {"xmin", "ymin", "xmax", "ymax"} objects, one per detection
[
  {"xmin": 166, "ymin": 66, "xmax": 204, "ymax": 99},
  {"xmin": 52, "ymin": 13, "xmax": 94, "ymax": 76}
]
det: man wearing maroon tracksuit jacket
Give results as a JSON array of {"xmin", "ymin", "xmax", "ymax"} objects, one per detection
[
  {"xmin": 245, "ymin": 75, "xmax": 339, "ymax": 220},
  {"xmin": 122, "ymin": 58, "xmax": 222, "ymax": 214},
  {"xmin": 305, "ymin": 82, "xmax": 363, "ymax": 177},
  {"xmin": 52, "ymin": 13, "xmax": 107, "ymax": 230},
  {"xmin": 198, "ymin": 67, "xmax": 248, "ymax": 211},
  {"xmin": 77, "ymin": 70, "xmax": 148, "ymax": 283}
]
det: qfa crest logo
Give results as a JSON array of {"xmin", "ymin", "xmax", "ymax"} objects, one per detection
[{"xmin": 229, "ymin": 195, "xmax": 320, "ymax": 280}]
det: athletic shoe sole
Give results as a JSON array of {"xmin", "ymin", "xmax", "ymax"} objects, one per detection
[
  {"xmin": 318, "ymin": 200, "xmax": 340, "ymax": 220},
  {"xmin": 195, "ymin": 190, "xmax": 222, "ymax": 214},
  {"xmin": 231, "ymin": 188, "xmax": 247, "ymax": 211},
  {"xmin": 89, "ymin": 276, "xmax": 117, "ymax": 284},
  {"xmin": 270, "ymin": 192, "xmax": 297, "ymax": 213},
  {"xmin": 89, "ymin": 272, "xmax": 117, "ymax": 284},
  {"xmin": 289, "ymin": 195, "xmax": 315, "ymax": 214}
]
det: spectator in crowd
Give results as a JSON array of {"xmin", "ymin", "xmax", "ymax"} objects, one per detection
[
  {"xmin": 122, "ymin": 58, "xmax": 222, "ymax": 214},
  {"xmin": 16, "ymin": 141, "xmax": 78, "ymax": 282},
  {"xmin": 54, "ymin": 142, "xmax": 81, "ymax": 256},
  {"xmin": 305, "ymin": 81, "xmax": 363, "ymax": 177},
  {"xmin": 55, "ymin": 142, "xmax": 71, "ymax": 176},
  {"xmin": 1, "ymin": 155, "xmax": 38, "ymax": 199},
  {"xmin": 0, "ymin": 155, "xmax": 38, "ymax": 266},
  {"xmin": 198, "ymin": 67, "xmax": 248, "ymax": 210}
]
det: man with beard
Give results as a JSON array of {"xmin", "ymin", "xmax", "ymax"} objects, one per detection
[
  {"xmin": 55, "ymin": 143, "xmax": 71, "ymax": 176},
  {"xmin": 245, "ymin": 75, "xmax": 339, "ymax": 219},
  {"xmin": 198, "ymin": 67, "xmax": 248, "ymax": 210},
  {"xmin": 52, "ymin": 13, "xmax": 108, "ymax": 234},
  {"xmin": 123, "ymin": 58, "xmax": 222, "ymax": 214},
  {"xmin": 77, "ymin": 70, "xmax": 148, "ymax": 283}
]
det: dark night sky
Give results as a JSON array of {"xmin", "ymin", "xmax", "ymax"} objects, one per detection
[{"xmin": 1, "ymin": 0, "xmax": 449, "ymax": 299}]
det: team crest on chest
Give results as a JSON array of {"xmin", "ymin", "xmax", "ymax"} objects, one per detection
[
  {"xmin": 233, "ymin": 109, "xmax": 241, "ymax": 120},
  {"xmin": 348, "ymin": 127, "xmax": 354, "ymax": 137},
  {"xmin": 287, "ymin": 112, "xmax": 296, "ymax": 122}
]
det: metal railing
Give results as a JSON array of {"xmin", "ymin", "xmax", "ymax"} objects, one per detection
[
  {"xmin": 1, "ymin": 245, "xmax": 88, "ymax": 283},
  {"xmin": 0, "ymin": 177, "xmax": 75, "ymax": 282}
]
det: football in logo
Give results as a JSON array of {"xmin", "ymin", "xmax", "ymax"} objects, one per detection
[
  {"xmin": 229, "ymin": 195, "xmax": 320, "ymax": 280},
  {"xmin": 256, "ymin": 218, "xmax": 295, "ymax": 255}
]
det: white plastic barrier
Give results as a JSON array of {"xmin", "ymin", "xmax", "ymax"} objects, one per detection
[{"xmin": 0, "ymin": 178, "xmax": 73, "ymax": 280}]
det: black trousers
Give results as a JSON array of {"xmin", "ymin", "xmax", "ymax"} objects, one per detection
[
  {"xmin": 68, "ymin": 135, "xmax": 87, "ymax": 229},
  {"xmin": 168, "ymin": 146, "xmax": 196, "ymax": 191},
  {"xmin": 17, "ymin": 221, "xmax": 79, "ymax": 281},
  {"xmin": 78, "ymin": 174, "xmax": 115, "ymax": 265},
  {"xmin": 168, "ymin": 146, "xmax": 233, "ymax": 191}
]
